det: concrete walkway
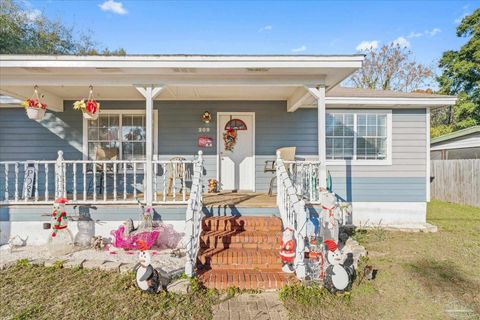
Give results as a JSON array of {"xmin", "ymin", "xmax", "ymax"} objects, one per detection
[{"xmin": 213, "ymin": 292, "xmax": 288, "ymax": 320}]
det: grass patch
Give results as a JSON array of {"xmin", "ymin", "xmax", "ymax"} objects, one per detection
[{"xmin": 281, "ymin": 200, "xmax": 480, "ymax": 319}]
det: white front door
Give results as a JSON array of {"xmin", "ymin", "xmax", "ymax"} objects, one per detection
[{"xmin": 218, "ymin": 113, "xmax": 255, "ymax": 191}]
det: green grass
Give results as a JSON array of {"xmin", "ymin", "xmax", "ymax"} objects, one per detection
[
  {"xmin": 280, "ymin": 200, "xmax": 480, "ymax": 320},
  {"xmin": 1, "ymin": 200, "xmax": 479, "ymax": 320}
]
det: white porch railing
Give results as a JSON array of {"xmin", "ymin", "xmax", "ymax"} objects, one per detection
[
  {"xmin": 184, "ymin": 151, "xmax": 204, "ymax": 277},
  {"xmin": 0, "ymin": 150, "xmax": 198, "ymax": 205},
  {"xmin": 284, "ymin": 160, "xmax": 322, "ymax": 204},
  {"xmin": 276, "ymin": 151, "xmax": 308, "ymax": 279}
]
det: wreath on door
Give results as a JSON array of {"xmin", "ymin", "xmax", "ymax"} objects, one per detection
[{"xmin": 223, "ymin": 128, "xmax": 237, "ymax": 151}]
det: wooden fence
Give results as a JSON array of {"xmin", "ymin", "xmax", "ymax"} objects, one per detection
[{"xmin": 430, "ymin": 160, "xmax": 480, "ymax": 207}]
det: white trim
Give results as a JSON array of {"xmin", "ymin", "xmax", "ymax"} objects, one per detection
[
  {"xmin": 351, "ymin": 202, "xmax": 426, "ymax": 226},
  {"xmin": 216, "ymin": 112, "xmax": 256, "ymax": 192},
  {"xmin": 82, "ymin": 109, "xmax": 158, "ymax": 160},
  {"xmin": 426, "ymin": 108, "xmax": 431, "ymax": 202},
  {"xmin": 325, "ymin": 109, "xmax": 393, "ymax": 166},
  {"xmin": 324, "ymin": 96, "xmax": 457, "ymax": 106}
]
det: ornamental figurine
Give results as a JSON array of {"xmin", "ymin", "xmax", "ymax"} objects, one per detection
[
  {"xmin": 208, "ymin": 179, "xmax": 218, "ymax": 193},
  {"xmin": 320, "ymin": 192, "xmax": 342, "ymax": 243},
  {"xmin": 134, "ymin": 240, "xmax": 162, "ymax": 294},
  {"xmin": 279, "ymin": 227, "xmax": 296, "ymax": 273},
  {"xmin": 201, "ymin": 111, "xmax": 212, "ymax": 123},
  {"xmin": 323, "ymin": 240, "xmax": 354, "ymax": 294},
  {"xmin": 47, "ymin": 198, "xmax": 74, "ymax": 256}
]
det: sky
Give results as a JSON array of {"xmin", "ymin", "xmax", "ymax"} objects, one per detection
[{"xmin": 24, "ymin": 0, "xmax": 479, "ymax": 68}]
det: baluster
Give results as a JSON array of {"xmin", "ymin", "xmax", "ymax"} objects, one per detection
[
  {"xmin": 162, "ymin": 163, "xmax": 166, "ymax": 202},
  {"xmin": 63, "ymin": 163, "xmax": 67, "ymax": 198},
  {"xmin": 309, "ymin": 164, "xmax": 313, "ymax": 201},
  {"xmin": 154, "ymin": 162, "xmax": 158, "ymax": 202},
  {"xmin": 123, "ymin": 163, "xmax": 127, "ymax": 200},
  {"xmin": 73, "ymin": 163, "xmax": 77, "ymax": 202},
  {"xmin": 93, "ymin": 161, "xmax": 97, "ymax": 202},
  {"xmin": 83, "ymin": 163, "xmax": 87, "ymax": 201},
  {"xmin": 44, "ymin": 164, "xmax": 49, "ymax": 202},
  {"xmin": 34, "ymin": 162, "xmax": 39, "ymax": 202},
  {"xmin": 182, "ymin": 162, "xmax": 186, "ymax": 202},
  {"xmin": 4, "ymin": 164, "xmax": 8, "ymax": 201},
  {"xmin": 103, "ymin": 163, "xmax": 107, "ymax": 202},
  {"xmin": 15, "ymin": 162, "xmax": 18, "ymax": 202},
  {"xmin": 113, "ymin": 162, "xmax": 117, "ymax": 201},
  {"xmin": 133, "ymin": 162, "xmax": 137, "ymax": 199},
  {"xmin": 24, "ymin": 162, "xmax": 28, "ymax": 202},
  {"xmin": 173, "ymin": 162, "xmax": 177, "ymax": 202}
]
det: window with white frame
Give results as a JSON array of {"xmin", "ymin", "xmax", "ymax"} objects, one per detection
[
  {"xmin": 84, "ymin": 111, "xmax": 156, "ymax": 161},
  {"xmin": 326, "ymin": 111, "xmax": 391, "ymax": 162}
]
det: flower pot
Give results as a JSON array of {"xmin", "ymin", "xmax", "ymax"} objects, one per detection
[
  {"xmin": 26, "ymin": 107, "xmax": 46, "ymax": 120},
  {"xmin": 83, "ymin": 111, "xmax": 98, "ymax": 120}
]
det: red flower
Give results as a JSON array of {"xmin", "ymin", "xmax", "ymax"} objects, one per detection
[{"xmin": 86, "ymin": 100, "xmax": 97, "ymax": 114}]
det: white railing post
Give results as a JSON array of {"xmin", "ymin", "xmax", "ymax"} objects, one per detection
[
  {"xmin": 55, "ymin": 150, "xmax": 65, "ymax": 199},
  {"xmin": 293, "ymin": 200, "xmax": 307, "ymax": 279}
]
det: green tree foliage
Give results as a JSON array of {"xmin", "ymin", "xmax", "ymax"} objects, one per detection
[
  {"xmin": 0, "ymin": 0, "xmax": 126, "ymax": 55},
  {"xmin": 433, "ymin": 9, "xmax": 480, "ymax": 137}
]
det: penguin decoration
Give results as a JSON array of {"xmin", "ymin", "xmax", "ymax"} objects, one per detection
[
  {"xmin": 134, "ymin": 240, "xmax": 162, "ymax": 294},
  {"xmin": 323, "ymin": 240, "xmax": 354, "ymax": 294}
]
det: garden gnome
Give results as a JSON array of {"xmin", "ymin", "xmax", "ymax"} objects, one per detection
[
  {"xmin": 320, "ymin": 192, "xmax": 341, "ymax": 243},
  {"xmin": 279, "ymin": 227, "xmax": 296, "ymax": 273},
  {"xmin": 135, "ymin": 240, "xmax": 162, "ymax": 294},
  {"xmin": 323, "ymin": 240, "xmax": 353, "ymax": 293},
  {"xmin": 47, "ymin": 198, "xmax": 74, "ymax": 256}
]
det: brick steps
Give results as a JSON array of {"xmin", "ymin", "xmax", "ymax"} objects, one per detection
[
  {"xmin": 197, "ymin": 216, "xmax": 288, "ymax": 290},
  {"xmin": 198, "ymin": 269, "xmax": 294, "ymax": 290}
]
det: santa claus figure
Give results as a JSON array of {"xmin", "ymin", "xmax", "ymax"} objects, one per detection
[{"xmin": 279, "ymin": 227, "xmax": 296, "ymax": 273}]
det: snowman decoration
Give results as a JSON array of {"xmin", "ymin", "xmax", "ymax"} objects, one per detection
[
  {"xmin": 47, "ymin": 198, "xmax": 74, "ymax": 256},
  {"xmin": 320, "ymin": 192, "xmax": 342, "ymax": 243},
  {"xmin": 323, "ymin": 239, "xmax": 354, "ymax": 293},
  {"xmin": 279, "ymin": 227, "xmax": 296, "ymax": 273},
  {"xmin": 134, "ymin": 240, "xmax": 162, "ymax": 294}
]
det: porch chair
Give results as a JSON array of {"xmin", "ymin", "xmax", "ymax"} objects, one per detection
[
  {"xmin": 166, "ymin": 156, "xmax": 188, "ymax": 196},
  {"xmin": 87, "ymin": 146, "xmax": 119, "ymax": 195},
  {"xmin": 264, "ymin": 147, "xmax": 296, "ymax": 196}
]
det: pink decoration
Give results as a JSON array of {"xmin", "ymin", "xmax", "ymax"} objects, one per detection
[{"xmin": 110, "ymin": 225, "xmax": 160, "ymax": 250}]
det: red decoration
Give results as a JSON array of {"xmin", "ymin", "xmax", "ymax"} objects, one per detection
[{"xmin": 223, "ymin": 128, "xmax": 237, "ymax": 151}]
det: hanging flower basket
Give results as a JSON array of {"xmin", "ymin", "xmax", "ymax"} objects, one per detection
[
  {"xmin": 22, "ymin": 86, "xmax": 47, "ymax": 120},
  {"xmin": 73, "ymin": 86, "xmax": 101, "ymax": 120}
]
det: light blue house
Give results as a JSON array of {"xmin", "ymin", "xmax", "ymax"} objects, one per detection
[{"xmin": 0, "ymin": 54, "xmax": 457, "ymax": 246}]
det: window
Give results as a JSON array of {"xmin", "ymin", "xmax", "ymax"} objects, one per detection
[
  {"xmin": 83, "ymin": 110, "xmax": 157, "ymax": 161},
  {"xmin": 326, "ymin": 111, "xmax": 391, "ymax": 164}
]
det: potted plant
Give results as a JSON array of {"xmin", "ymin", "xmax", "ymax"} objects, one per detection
[
  {"xmin": 73, "ymin": 86, "xmax": 101, "ymax": 120},
  {"xmin": 21, "ymin": 86, "xmax": 47, "ymax": 120}
]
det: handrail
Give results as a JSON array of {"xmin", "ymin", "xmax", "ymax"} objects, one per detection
[
  {"xmin": 184, "ymin": 151, "xmax": 204, "ymax": 277},
  {"xmin": 284, "ymin": 160, "xmax": 322, "ymax": 203},
  {"xmin": 276, "ymin": 151, "xmax": 308, "ymax": 279}
]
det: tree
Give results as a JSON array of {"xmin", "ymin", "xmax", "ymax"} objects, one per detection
[
  {"xmin": 434, "ymin": 8, "xmax": 480, "ymax": 136},
  {"xmin": 0, "ymin": 0, "xmax": 126, "ymax": 55},
  {"xmin": 349, "ymin": 44, "xmax": 434, "ymax": 92}
]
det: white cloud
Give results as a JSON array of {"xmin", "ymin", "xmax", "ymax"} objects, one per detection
[
  {"xmin": 99, "ymin": 0, "xmax": 127, "ymax": 15},
  {"xmin": 258, "ymin": 25, "xmax": 272, "ymax": 32},
  {"xmin": 408, "ymin": 28, "xmax": 441, "ymax": 38},
  {"xmin": 425, "ymin": 28, "xmax": 441, "ymax": 36},
  {"xmin": 25, "ymin": 8, "xmax": 42, "ymax": 21},
  {"xmin": 407, "ymin": 31, "xmax": 423, "ymax": 38},
  {"xmin": 392, "ymin": 36, "xmax": 410, "ymax": 48},
  {"xmin": 454, "ymin": 13, "xmax": 467, "ymax": 24},
  {"xmin": 355, "ymin": 40, "xmax": 379, "ymax": 51},
  {"xmin": 291, "ymin": 45, "xmax": 307, "ymax": 53}
]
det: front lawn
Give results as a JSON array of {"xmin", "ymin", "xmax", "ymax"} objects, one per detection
[{"xmin": 1, "ymin": 200, "xmax": 479, "ymax": 320}]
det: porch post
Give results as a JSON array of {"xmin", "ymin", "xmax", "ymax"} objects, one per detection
[
  {"xmin": 307, "ymin": 85, "xmax": 327, "ymax": 188},
  {"xmin": 135, "ymin": 85, "xmax": 164, "ymax": 206}
]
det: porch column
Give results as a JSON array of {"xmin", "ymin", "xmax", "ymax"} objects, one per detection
[
  {"xmin": 135, "ymin": 85, "xmax": 164, "ymax": 206},
  {"xmin": 306, "ymin": 85, "xmax": 327, "ymax": 188}
]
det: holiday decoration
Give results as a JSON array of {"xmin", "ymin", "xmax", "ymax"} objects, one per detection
[
  {"xmin": 201, "ymin": 111, "xmax": 212, "ymax": 123},
  {"xmin": 323, "ymin": 240, "xmax": 354, "ymax": 294},
  {"xmin": 73, "ymin": 206, "xmax": 96, "ymax": 247},
  {"xmin": 279, "ymin": 227, "xmax": 296, "ymax": 273},
  {"xmin": 73, "ymin": 85, "xmax": 101, "ymax": 120},
  {"xmin": 22, "ymin": 86, "xmax": 47, "ymax": 120},
  {"xmin": 134, "ymin": 240, "xmax": 162, "ymax": 293},
  {"xmin": 47, "ymin": 198, "xmax": 74, "ymax": 256},
  {"xmin": 223, "ymin": 128, "xmax": 237, "ymax": 151},
  {"xmin": 208, "ymin": 179, "xmax": 218, "ymax": 193},
  {"xmin": 320, "ymin": 192, "xmax": 342, "ymax": 243},
  {"xmin": 198, "ymin": 136, "xmax": 213, "ymax": 148},
  {"xmin": 91, "ymin": 236, "xmax": 105, "ymax": 251}
]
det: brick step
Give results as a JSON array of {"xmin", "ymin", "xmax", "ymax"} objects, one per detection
[
  {"xmin": 198, "ymin": 248, "xmax": 283, "ymax": 270},
  {"xmin": 200, "ymin": 230, "xmax": 282, "ymax": 250},
  {"xmin": 198, "ymin": 269, "xmax": 295, "ymax": 290},
  {"xmin": 202, "ymin": 216, "xmax": 282, "ymax": 233}
]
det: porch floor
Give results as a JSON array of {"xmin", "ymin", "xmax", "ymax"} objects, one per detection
[{"xmin": 203, "ymin": 192, "xmax": 276, "ymax": 208}]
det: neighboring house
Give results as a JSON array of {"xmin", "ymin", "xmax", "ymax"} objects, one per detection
[
  {"xmin": 431, "ymin": 126, "xmax": 480, "ymax": 160},
  {"xmin": 0, "ymin": 54, "xmax": 457, "ymax": 245}
]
